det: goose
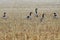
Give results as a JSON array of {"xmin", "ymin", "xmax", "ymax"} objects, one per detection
[
  {"xmin": 35, "ymin": 8, "xmax": 38, "ymax": 17},
  {"xmin": 27, "ymin": 12, "xmax": 32, "ymax": 19}
]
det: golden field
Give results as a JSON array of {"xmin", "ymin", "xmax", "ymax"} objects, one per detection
[{"xmin": 0, "ymin": 4, "xmax": 60, "ymax": 40}]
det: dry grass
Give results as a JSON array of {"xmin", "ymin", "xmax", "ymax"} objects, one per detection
[{"xmin": 0, "ymin": 6, "xmax": 60, "ymax": 40}]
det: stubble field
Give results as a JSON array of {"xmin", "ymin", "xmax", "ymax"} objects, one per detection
[{"xmin": 0, "ymin": 4, "xmax": 60, "ymax": 40}]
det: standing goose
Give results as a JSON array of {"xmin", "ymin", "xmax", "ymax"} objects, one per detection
[
  {"xmin": 3, "ymin": 12, "xmax": 6, "ymax": 17},
  {"xmin": 40, "ymin": 13, "xmax": 45, "ymax": 22},
  {"xmin": 35, "ymin": 8, "xmax": 38, "ymax": 17},
  {"xmin": 27, "ymin": 12, "xmax": 32, "ymax": 19},
  {"xmin": 53, "ymin": 13, "xmax": 57, "ymax": 18},
  {"xmin": 3, "ymin": 12, "xmax": 8, "ymax": 19}
]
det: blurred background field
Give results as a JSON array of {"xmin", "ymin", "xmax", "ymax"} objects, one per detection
[{"xmin": 0, "ymin": 0, "xmax": 60, "ymax": 40}]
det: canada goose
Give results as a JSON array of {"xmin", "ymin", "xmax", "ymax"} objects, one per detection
[
  {"xmin": 53, "ymin": 13, "xmax": 57, "ymax": 18},
  {"xmin": 42, "ymin": 13, "xmax": 44, "ymax": 18},
  {"xmin": 27, "ymin": 12, "xmax": 32, "ymax": 19},
  {"xmin": 35, "ymin": 8, "xmax": 38, "ymax": 17},
  {"xmin": 3, "ymin": 12, "xmax": 6, "ymax": 17},
  {"xmin": 40, "ymin": 13, "xmax": 45, "ymax": 22},
  {"xmin": 2, "ymin": 12, "xmax": 8, "ymax": 19}
]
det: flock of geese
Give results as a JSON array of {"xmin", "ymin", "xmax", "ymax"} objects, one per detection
[
  {"xmin": 2, "ymin": 8, "xmax": 58, "ymax": 22},
  {"xmin": 26, "ymin": 8, "xmax": 58, "ymax": 22}
]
